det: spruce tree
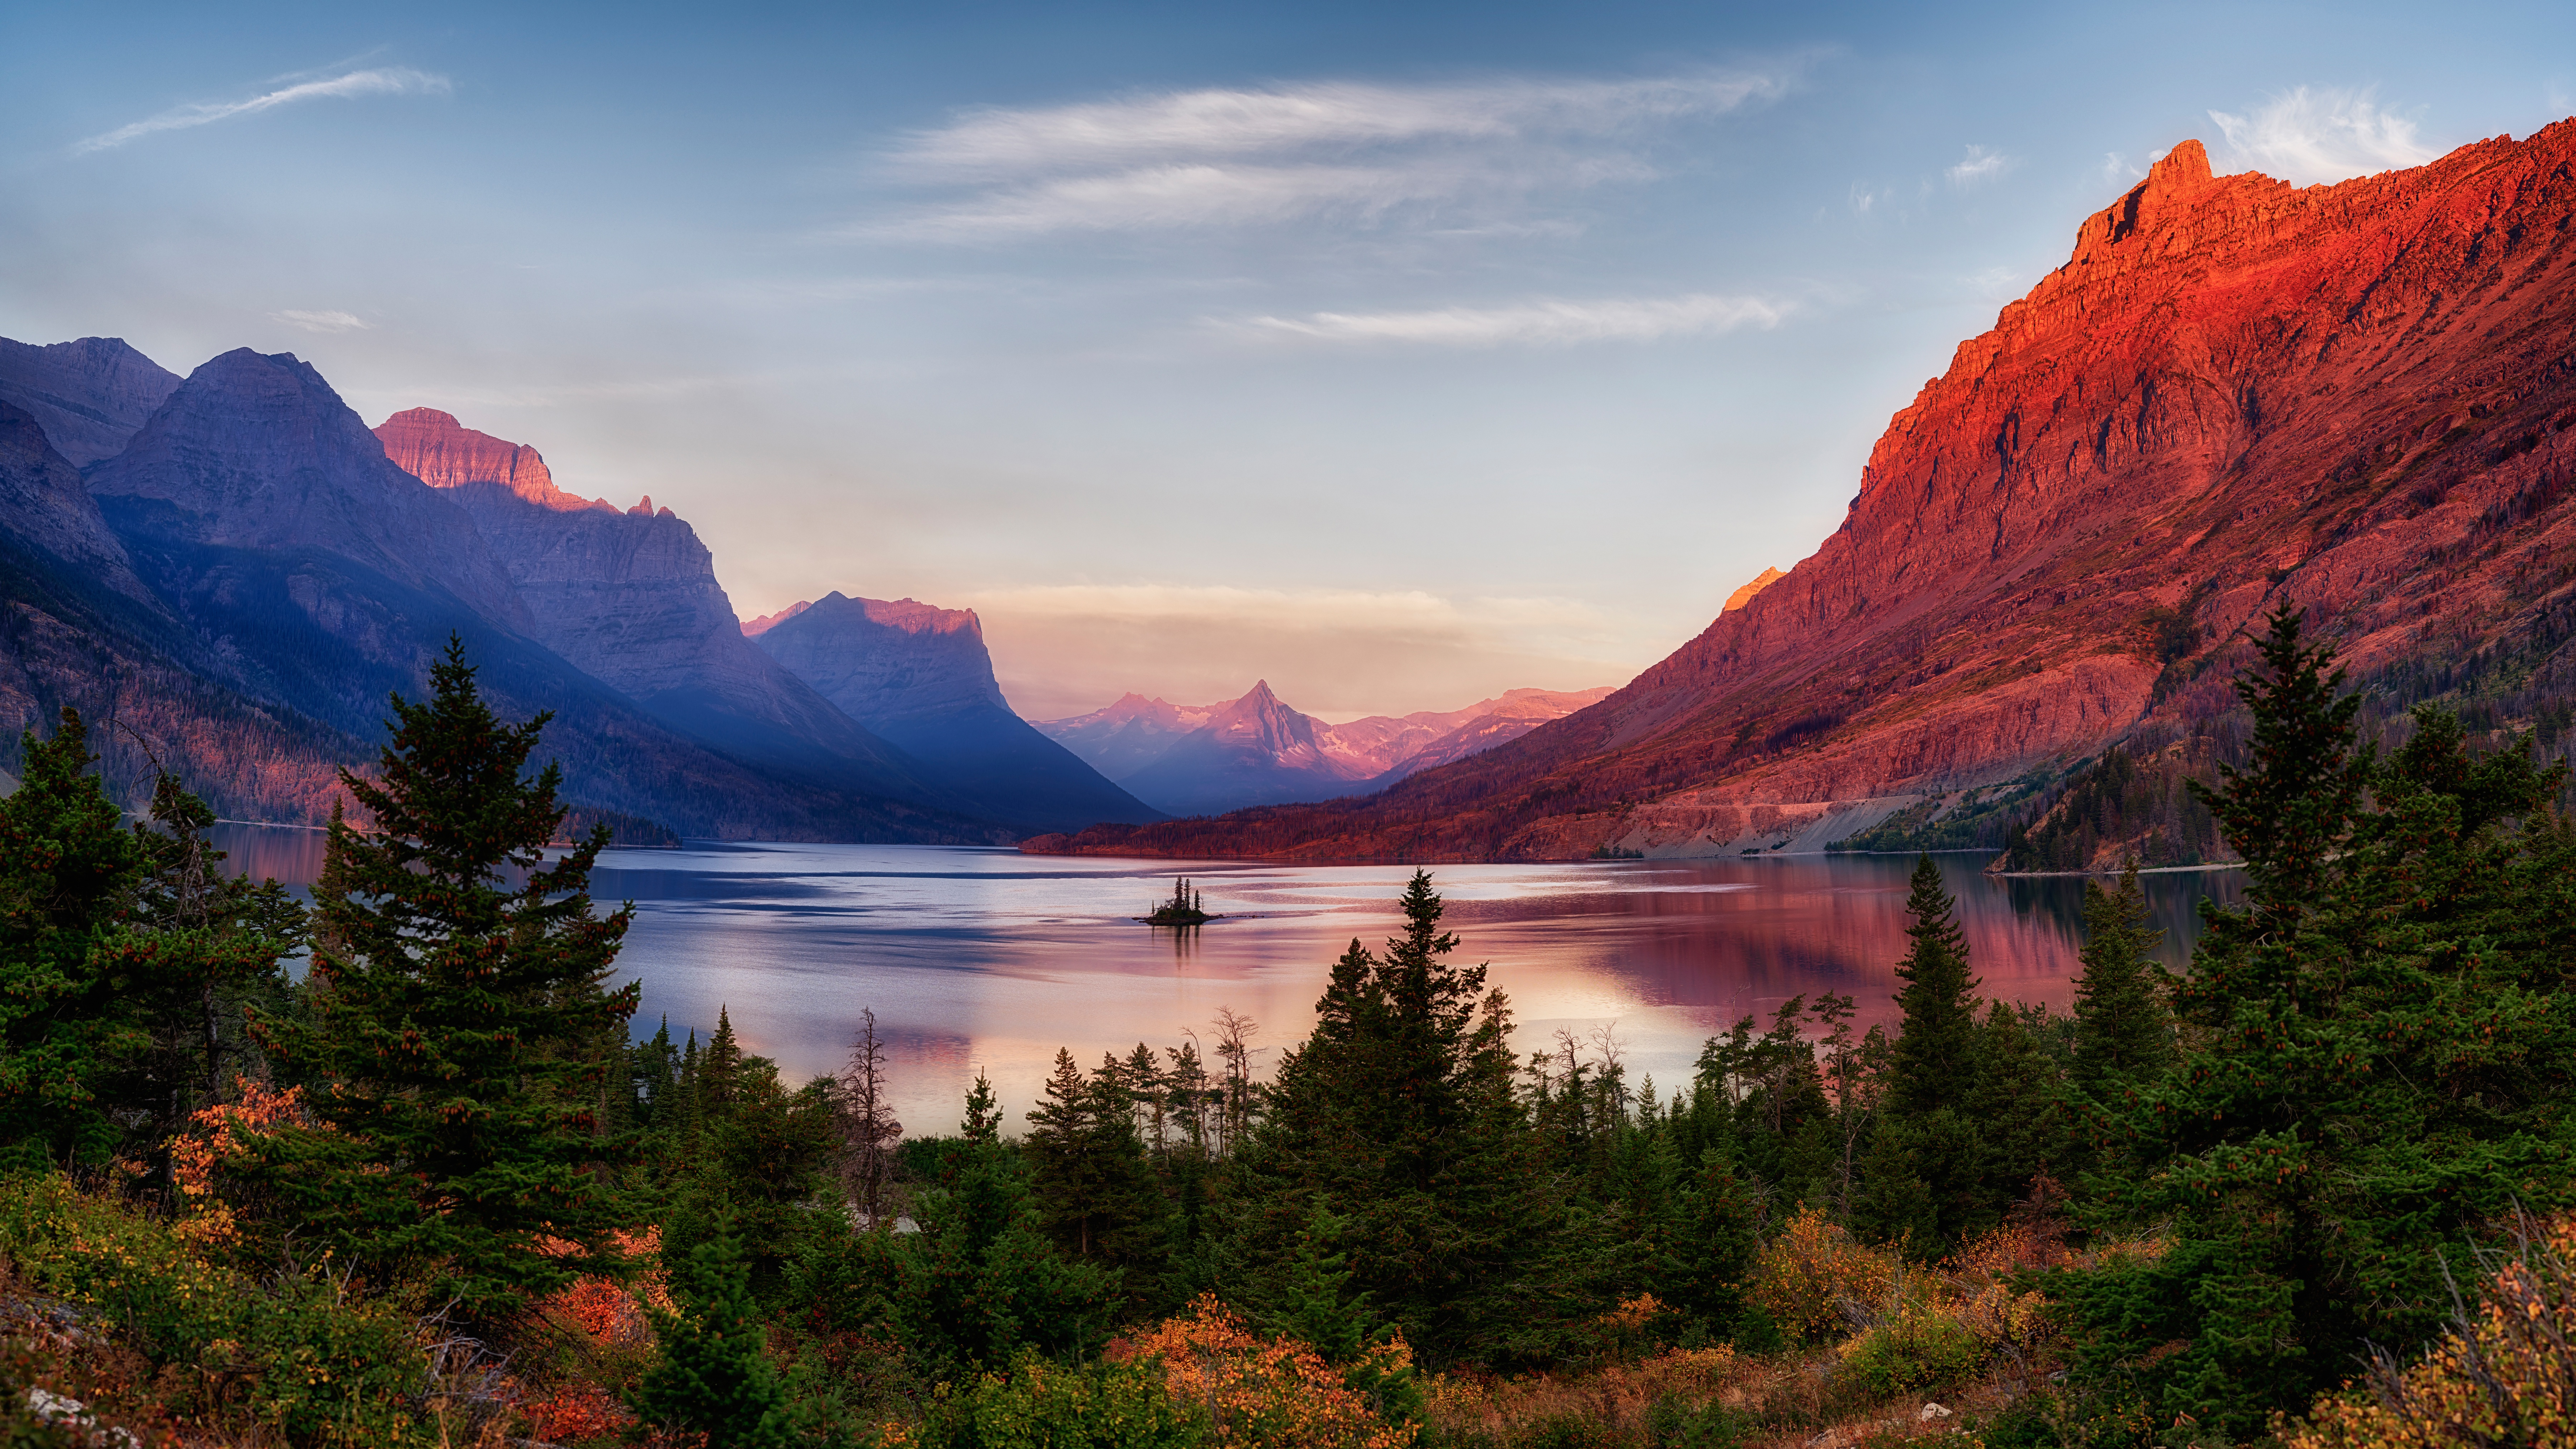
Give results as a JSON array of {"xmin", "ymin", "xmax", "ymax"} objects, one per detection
[
  {"xmin": 1855, "ymin": 855, "xmax": 1991, "ymax": 1254},
  {"xmin": 1884, "ymin": 854, "xmax": 1981, "ymax": 1115},
  {"xmin": 0, "ymin": 708, "xmax": 146, "ymax": 1168},
  {"xmin": 2064, "ymin": 861, "xmax": 2172, "ymax": 1178},
  {"xmin": 2055, "ymin": 610, "xmax": 2576, "ymax": 1438},
  {"xmin": 633, "ymin": 1225, "xmax": 791, "ymax": 1449},
  {"xmin": 247, "ymin": 639, "xmax": 641, "ymax": 1319}
]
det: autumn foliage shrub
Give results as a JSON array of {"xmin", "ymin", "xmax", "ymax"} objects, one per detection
[
  {"xmin": 0, "ymin": 1172, "xmax": 429, "ymax": 1448},
  {"xmin": 1748, "ymin": 1208, "xmax": 1899, "ymax": 1344},
  {"xmin": 1117, "ymin": 1294, "xmax": 1413, "ymax": 1448},
  {"xmin": 2285, "ymin": 1211, "xmax": 2576, "ymax": 1449}
]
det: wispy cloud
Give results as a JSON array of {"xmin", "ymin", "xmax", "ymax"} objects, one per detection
[
  {"xmin": 1946, "ymin": 145, "xmax": 2015, "ymax": 187},
  {"xmin": 74, "ymin": 67, "xmax": 451, "ymax": 155},
  {"xmin": 864, "ymin": 67, "xmax": 1803, "ymax": 240},
  {"xmin": 2207, "ymin": 86, "xmax": 2438, "ymax": 185},
  {"xmin": 273, "ymin": 309, "xmax": 370, "ymax": 333},
  {"xmin": 1234, "ymin": 292, "xmax": 1792, "ymax": 347}
]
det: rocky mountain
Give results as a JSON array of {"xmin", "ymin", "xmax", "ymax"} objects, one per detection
[
  {"xmin": 0, "ymin": 401, "xmax": 152, "ymax": 603},
  {"xmin": 1722, "ymin": 567, "xmax": 1783, "ymax": 614},
  {"xmin": 0, "ymin": 336, "xmax": 181, "ymax": 467},
  {"xmin": 371, "ymin": 408, "xmax": 934, "ymax": 800},
  {"xmin": 1027, "ymin": 125, "xmax": 2576, "ymax": 862},
  {"xmin": 1036, "ymin": 680, "xmax": 1614, "ymax": 817},
  {"xmin": 90, "ymin": 351, "xmax": 530, "ymax": 626},
  {"xmin": 0, "ymin": 339, "xmax": 1004, "ymax": 844},
  {"xmin": 747, "ymin": 592, "xmax": 1161, "ymax": 832}
]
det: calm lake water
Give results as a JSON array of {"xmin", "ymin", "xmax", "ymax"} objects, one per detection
[{"xmin": 209, "ymin": 826, "xmax": 2241, "ymax": 1135}]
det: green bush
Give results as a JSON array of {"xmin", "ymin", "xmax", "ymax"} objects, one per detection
[
  {"xmin": 0, "ymin": 1174, "xmax": 428, "ymax": 1448},
  {"xmin": 1835, "ymin": 1296, "xmax": 1984, "ymax": 1398},
  {"xmin": 919, "ymin": 1352, "xmax": 1203, "ymax": 1448}
]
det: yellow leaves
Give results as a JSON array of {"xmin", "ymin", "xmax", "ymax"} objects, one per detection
[{"xmin": 1749, "ymin": 1207, "xmax": 1900, "ymax": 1342}]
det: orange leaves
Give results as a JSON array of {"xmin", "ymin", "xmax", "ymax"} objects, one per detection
[
  {"xmin": 533, "ymin": 1226, "xmax": 670, "ymax": 1348},
  {"xmin": 1116, "ymin": 1295, "xmax": 1415, "ymax": 1449},
  {"xmin": 166, "ymin": 1077, "xmax": 311, "ymax": 1248}
]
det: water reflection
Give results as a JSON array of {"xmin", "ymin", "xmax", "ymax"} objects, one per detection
[{"xmin": 209, "ymin": 828, "xmax": 2243, "ymax": 1135}]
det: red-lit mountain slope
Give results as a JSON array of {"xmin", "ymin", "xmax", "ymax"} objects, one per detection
[{"xmin": 1029, "ymin": 126, "xmax": 2576, "ymax": 861}]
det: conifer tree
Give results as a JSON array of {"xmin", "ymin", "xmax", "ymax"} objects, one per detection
[
  {"xmin": 2056, "ymin": 609, "xmax": 2576, "ymax": 1437},
  {"xmin": 0, "ymin": 708, "xmax": 146, "ymax": 1168},
  {"xmin": 247, "ymin": 639, "xmax": 641, "ymax": 1319},
  {"xmin": 962, "ymin": 1069, "xmax": 1001, "ymax": 1143},
  {"xmin": 2064, "ymin": 861, "xmax": 2172, "ymax": 1177},
  {"xmin": 633, "ymin": 1224, "xmax": 791, "ymax": 1449},
  {"xmin": 1855, "ymin": 856, "xmax": 1990, "ymax": 1254},
  {"xmin": 1884, "ymin": 855, "xmax": 1981, "ymax": 1114}
]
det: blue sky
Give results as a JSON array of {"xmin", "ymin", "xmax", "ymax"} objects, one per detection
[{"xmin": 8, "ymin": 1, "xmax": 2573, "ymax": 719}]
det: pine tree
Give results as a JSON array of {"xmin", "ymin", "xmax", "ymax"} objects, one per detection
[
  {"xmin": 1225, "ymin": 872, "xmax": 1547, "ymax": 1367},
  {"xmin": 633, "ymin": 1224, "xmax": 791, "ymax": 1449},
  {"xmin": 2055, "ymin": 610, "xmax": 2576, "ymax": 1438},
  {"xmin": 1855, "ymin": 856, "xmax": 1990, "ymax": 1254},
  {"xmin": 0, "ymin": 708, "xmax": 146, "ymax": 1169},
  {"xmin": 1885, "ymin": 855, "xmax": 1981, "ymax": 1116},
  {"xmin": 962, "ymin": 1069, "xmax": 1001, "ymax": 1144},
  {"xmin": 246, "ymin": 639, "xmax": 641, "ymax": 1319},
  {"xmin": 2064, "ymin": 860, "xmax": 2173, "ymax": 1177}
]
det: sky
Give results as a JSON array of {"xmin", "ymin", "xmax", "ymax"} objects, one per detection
[{"xmin": 7, "ymin": 1, "xmax": 2575, "ymax": 722}]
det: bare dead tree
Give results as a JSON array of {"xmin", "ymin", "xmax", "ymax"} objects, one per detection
[
  {"xmin": 838, "ymin": 1009, "xmax": 903, "ymax": 1227},
  {"xmin": 1211, "ymin": 1007, "xmax": 1262, "ymax": 1157}
]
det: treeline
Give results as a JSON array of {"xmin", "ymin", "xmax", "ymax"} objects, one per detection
[{"xmin": 5, "ymin": 612, "xmax": 2576, "ymax": 1447}]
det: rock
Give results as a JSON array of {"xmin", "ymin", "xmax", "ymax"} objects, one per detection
[
  {"xmin": 0, "ymin": 335, "xmax": 181, "ymax": 466},
  {"xmin": 0, "ymin": 400, "xmax": 153, "ymax": 602},
  {"xmin": 1027, "ymin": 120, "xmax": 2576, "ymax": 860},
  {"xmin": 1723, "ymin": 567, "xmax": 1784, "ymax": 614},
  {"xmin": 1919, "ymin": 1401, "xmax": 1953, "ymax": 1423},
  {"xmin": 374, "ymin": 406, "xmax": 604, "ymax": 512},
  {"xmin": 753, "ymin": 592, "xmax": 1163, "ymax": 831},
  {"xmin": 370, "ymin": 407, "xmax": 931, "ymax": 794},
  {"xmin": 89, "ymin": 349, "xmax": 528, "ymax": 626}
]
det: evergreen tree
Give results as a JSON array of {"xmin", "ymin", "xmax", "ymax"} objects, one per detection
[
  {"xmin": 247, "ymin": 639, "xmax": 641, "ymax": 1319},
  {"xmin": 962, "ymin": 1069, "xmax": 1001, "ymax": 1144},
  {"xmin": 1884, "ymin": 855, "xmax": 1981, "ymax": 1115},
  {"xmin": 1968, "ymin": 1001, "xmax": 2065, "ymax": 1209},
  {"xmin": 0, "ymin": 711, "xmax": 292, "ymax": 1174},
  {"xmin": 1223, "ymin": 872, "xmax": 1548, "ymax": 1367},
  {"xmin": 2055, "ymin": 609, "xmax": 2576, "ymax": 1438},
  {"xmin": 2064, "ymin": 861, "xmax": 2173, "ymax": 1176},
  {"xmin": 633, "ymin": 1224, "xmax": 791, "ymax": 1449},
  {"xmin": 0, "ymin": 708, "xmax": 147, "ymax": 1169},
  {"xmin": 1855, "ymin": 856, "xmax": 1991, "ymax": 1254}
]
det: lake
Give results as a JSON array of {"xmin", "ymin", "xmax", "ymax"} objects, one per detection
[{"xmin": 210, "ymin": 825, "xmax": 2242, "ymax": 1137}]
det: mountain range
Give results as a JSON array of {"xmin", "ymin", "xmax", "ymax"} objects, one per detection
[
  {"xmin": 1025, "ymin": 126, "xmax": 2576, "ymax": 863},
  {"xmin": 1033, "ymin": 681, "xmax": 1614, "ymax": 816},
  {"xmin": 0, "ymin": 342, "xmax": 1575, "ymax": 843}
]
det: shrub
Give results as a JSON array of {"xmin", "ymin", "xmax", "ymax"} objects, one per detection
[
  {"xmin": 0, "ymin": 1173, "xmax": 429, "ymax": 1448},
  {"xmin": 1748, "ymin": 1208, "xmax": 1898, "ymax": 1344},
  {"xmin": 1117, "ymin": 1294, "xmax": 1413, "ymax": 1447},
  {"xmin": 2284, "ymin": 1211, "xmax": 2576, "ymax": 1448},
  {"xmin": 908, "ymin": 1351, "xmax": 1202, "ymax": 1449},
  {"xmin": 1835, "ymin": 1291, "xmax": 1984, "ymax": 1397}
]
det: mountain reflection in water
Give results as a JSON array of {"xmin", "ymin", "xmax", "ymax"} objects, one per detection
[{"xmin": 206, "ymin": 828, "xmax": 2241, "ymax": 1133}]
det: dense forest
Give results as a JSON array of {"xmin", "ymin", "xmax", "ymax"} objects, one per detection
[{"xmin": 3, "ymin": 611, "xmax": 2574, "ymax": 1448}]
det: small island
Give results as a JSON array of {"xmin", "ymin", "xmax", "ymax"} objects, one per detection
[{"xmin": 1141, "ymin": 875, "xmax": 1218, "ymax": 925}]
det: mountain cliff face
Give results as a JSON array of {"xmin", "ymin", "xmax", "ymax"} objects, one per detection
[
  {"xmin": 0, "ymin": 401, "xmax": 152, "ymax": 602},
  {"xmin": 0, "ymin": 336, "xmax": 181, "ymax": 467},
  {"xmin": 0, "ymin": 350, "xmax": 1001, "ymax": 843},
  {"xmin": 367, "ymin": 408, "xmax": 928, "ymax": 796},
  {"xmin": 90, "ymin": 351, "xmax": 528, "ymax": 626},
  {"xmin": 750, "ymin": 592, "xmax": 1162, "ymax": 831},
  {"xmin": 1028, "ymin": 124, "xmax": 2576, "ymax": 861}
]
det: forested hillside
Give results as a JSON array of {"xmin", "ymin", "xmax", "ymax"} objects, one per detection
[{"xmin": 4, "ymin": 612, "xmax": 2572, "ymax": 1448}]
